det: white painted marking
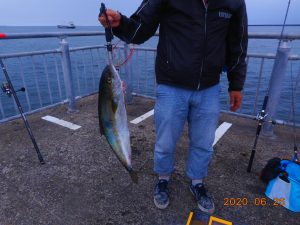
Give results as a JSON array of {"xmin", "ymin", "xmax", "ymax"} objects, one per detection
[
  {"xmin": 213, "ymin": 122, "xmax": 232, "ymax": 146},
  {"xmin": 130, "ymin": 109, "xmax": 154, "ymax": 124},
  {"xmin": 42, "ymin": 115, "xmax": 81, "ymax": 130}
]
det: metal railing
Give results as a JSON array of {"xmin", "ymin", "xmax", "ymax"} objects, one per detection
[{"xmin": 0, "ymin": 31, "xmax": 299, "ymax": 129}]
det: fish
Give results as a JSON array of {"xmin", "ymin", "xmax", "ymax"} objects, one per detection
[{"xmin": 98, "ymin": 64, "xmax": 138, "ymax": 183}]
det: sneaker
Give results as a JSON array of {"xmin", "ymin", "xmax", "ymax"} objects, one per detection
[
  {"xmin": 190, "ymin": 183, "xmax": 215, "ymax": 214},
  {"xmin": 154, "ymin": 179, "xmax": 170, "ymax": 209}
]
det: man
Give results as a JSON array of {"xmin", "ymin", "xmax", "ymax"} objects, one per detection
[{"xmin": 99, "ymin": 0, "xmax": 248, "ymax": 214}]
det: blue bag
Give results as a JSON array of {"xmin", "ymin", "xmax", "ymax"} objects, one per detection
[{"xmin": 265, "ymin": 160, "xmax": 300, "ymax": 212}]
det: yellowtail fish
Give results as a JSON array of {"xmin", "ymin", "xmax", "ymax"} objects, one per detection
[{"xmin": 98, "ymin": 64, "xmax": 138, "ymax": 183}]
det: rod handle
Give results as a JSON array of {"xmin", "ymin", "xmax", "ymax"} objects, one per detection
[
  {"xmin": 247, "ymin": 150, "xmax": 256, "ymax": 172},
  {"xmin": 100, "ymin": 3, "xmax": 114, "ymax": 43},
  {"xmin": 262, "ymin": 95, "xmax": 269, "ymax": 111}
]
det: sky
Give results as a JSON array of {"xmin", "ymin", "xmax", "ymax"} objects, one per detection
[{"xmin": 0, "ymin": 0, "xmax": 299, "ymax": 26}]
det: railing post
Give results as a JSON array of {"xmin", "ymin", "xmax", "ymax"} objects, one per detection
[
  {"xmin": 263, "ymin": 41, "xmax": 291, "ymax": 136},
  {"xmin": 60, "ymin": 37, "xmax": 76, "ymax": 112},
  {"xmin": 123, "ymin": 43, "xmax": 133, "ymax": 104}
]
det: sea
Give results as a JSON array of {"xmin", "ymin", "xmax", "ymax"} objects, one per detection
[{"xmin": 0, "ymin": 26, "xmax": 299, "ymax": 124}]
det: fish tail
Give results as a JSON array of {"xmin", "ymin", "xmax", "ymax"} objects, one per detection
[{"xmin": 129, "ymin": 170, "xmax": 139, "ymax": 184}]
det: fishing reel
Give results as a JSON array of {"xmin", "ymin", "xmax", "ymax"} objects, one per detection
[
  {"xmin": 1, "ymin": 82, "xmax": 25, "ymax": 97},
  {"xmin": 256, "ymin": 110, "xmax": 268, "ymax": 122},
  {"xmin": 254, "ymin": 110, "xmax": 276, "ymax": 125},
  {"xmin": 1, "ymin": 82, "xmax": 12, "ymax": 96}
]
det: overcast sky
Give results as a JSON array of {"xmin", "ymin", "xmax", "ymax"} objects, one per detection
[{"xmin": 0, "ymin": 0, "xmax": 299, "ymax": 26}]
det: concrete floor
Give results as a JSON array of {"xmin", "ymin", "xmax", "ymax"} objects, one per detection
[{"xmin": 0, "ymin": 95, "xmax": 299, "ymax": 225}]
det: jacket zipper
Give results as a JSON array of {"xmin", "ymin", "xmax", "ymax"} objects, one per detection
[{"xmin": 197, "ymin": 1, "xmax": 208, "ymax": 90}]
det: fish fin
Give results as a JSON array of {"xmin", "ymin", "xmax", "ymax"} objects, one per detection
[{"xmin": 129, "ymin": 170, "xmax": 139, "ymax": 184}]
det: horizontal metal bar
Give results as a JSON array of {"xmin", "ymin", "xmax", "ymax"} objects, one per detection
[
  {"xmin": 248, "ymin": 33, "xmax": 300, "ymax": 40},
  {"xmin": 132, "ymin": 92, "xmax": 156, "ymax": 100},
  {"xmin": 130, "ymin": 47, "xmax": 300, "ymax": 60},
  {"xmin": 0, "ymin": 49, "xmax": 60, "ymax": 59},
  {"xmin": 220, "ymin": 110, "xmax": 300, "ymax": 128},
  {"xmin": 153, "ymin": 32, "xmax": 300, "ymax": 40},
  {"xmin": 70, "ymin": 45, "xmax": 130, "ymax": 52},
  {"xmin": 1, "ymin": 32, "xmax": 300, "ymax": 40},
  {"xmin": 69, "ymin": 45, "xmax": 106, "ymax": 52},
  {"xmin": 0, "ymin": 101, "xmax": 66, "ymax": 124},
  {"xmin": 0, "ymin": 47, "xmax": 299, "ymax": 61},
  {"xmin": 247, "ymin": 53, "xmax": 300, "ymax": 60},
  {"xmin": 72, "ymin": 45, "xmax": 154, "ymax": 52},
  {"xmin": 0, "ymin": 91, "xmax": 98, "ymax": 124},
  {"xmin": 131, "ymin": 46, "xmax": 157, "ymax": 52},
  {"xmin": 132, "ymin": 47, "xmax": 300, "ymax": 60},
  {"xmin": 0, "ymin": 31, "xmax": 106, "ymax": 40}
]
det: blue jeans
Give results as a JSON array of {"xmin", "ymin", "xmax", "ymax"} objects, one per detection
[{"xmin": 154, "ymin": 84, "xmax": 220, "ymax": 179}]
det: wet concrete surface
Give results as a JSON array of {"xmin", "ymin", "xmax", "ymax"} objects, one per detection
[{"xmin": 0, "ymin": 95, "xmax": 299, "ymax": 225}]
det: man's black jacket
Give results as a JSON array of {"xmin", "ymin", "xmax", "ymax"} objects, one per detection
[{"xmin": 113, "ymin": 0, "xmax": 248, "ymax": 91}]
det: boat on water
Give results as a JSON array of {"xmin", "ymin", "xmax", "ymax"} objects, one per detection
[{"xmin": 57, "ymin": 22, "xmax": 76, "ymax": 29}]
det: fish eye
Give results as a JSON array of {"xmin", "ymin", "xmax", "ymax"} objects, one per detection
[{"xmin": 107, "ymin": 77, "xmax": 112, "ymax": 83}]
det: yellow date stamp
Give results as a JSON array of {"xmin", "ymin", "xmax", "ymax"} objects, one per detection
[{"xmin": 223, "ymin": 197, "xmax": 285, "ymax": 207}]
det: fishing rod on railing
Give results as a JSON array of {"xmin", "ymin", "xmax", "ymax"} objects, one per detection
[
  {"xmin": 0, "ymin": 58, "xmax": 45, "ymax": 164},
  {"xmin": 247, "ymin": 0, "xmax": 292, "ymax": 173}
]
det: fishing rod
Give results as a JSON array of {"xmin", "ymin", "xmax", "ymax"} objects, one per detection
[
  {"xmin": 247, "ymin": 96, "xmax": 270, "ymax": 172},
  {"xmin": 277, "ymin": 0, "xmax": 292, "ymax": 51},
  {"xmin": 290, "ymin": 63, "xmax": 298, "ymax": 162},
  {"xmin": 0, "ymin": 58, "xmax": 45, "ymax": 164},
  {"xmin": 247, "ymin": 0, "xmax": 292, "ymax": 172}
]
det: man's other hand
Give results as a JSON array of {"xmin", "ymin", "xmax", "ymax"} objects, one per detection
[
  {"xmin": 229, "ymin": 91, "xmax": 242, "ymax": 112},
  {"xmin": 99, "ymin": 9, "xmax": 121, "ymax": 28}
]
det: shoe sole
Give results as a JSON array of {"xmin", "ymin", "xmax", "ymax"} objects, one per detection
[
  {"xmin": 197, "ymin": 202, "xmax": 215, "ymax": 215},
  {"xmin": 153, "ymin": 197, "xmax": 169, "ymax": 209},
  {"xmin": 189, "ymin": 187, "xmax": 215, "ymax": 214}
]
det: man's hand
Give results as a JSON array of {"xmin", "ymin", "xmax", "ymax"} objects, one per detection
[
  {"xmin": 229, "ymin": 91, "xmax": 242, "ymax": 112},
  {"xmin": 98, "ymin": 9, "xmax": 121, "ymax": 28}
]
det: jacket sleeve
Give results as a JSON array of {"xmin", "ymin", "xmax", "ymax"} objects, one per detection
[
  {"xmin": 112, "ymin": 0, "xmax": 165, "ymax": 44},
  {"xmin": 226, "ymin": 0, "xmax": 248, "ymax": 91}
]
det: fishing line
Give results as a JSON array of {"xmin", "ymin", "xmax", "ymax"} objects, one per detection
[
  {"xmin": 265, "ymin": 0, "xmax": 291, "ymax": 96},
  {"xmin": 110, "ymin": 40, "xmax": 135, "ymax": 68},
  {"xmin": 257, "ymin": 0, "xmax": 291, "ymax": 115},
  {"xmin": 115, "ymin": 47, "xmax": 135, "ymax": 68},
  {"xmin": 277, "ymin": 0, "xmax": 292, "ymax": 51}
]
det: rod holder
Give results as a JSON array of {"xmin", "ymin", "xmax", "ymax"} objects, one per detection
[{"xmin": 262, "ymin": 41, "xmax": 291, "ymax": 136}]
